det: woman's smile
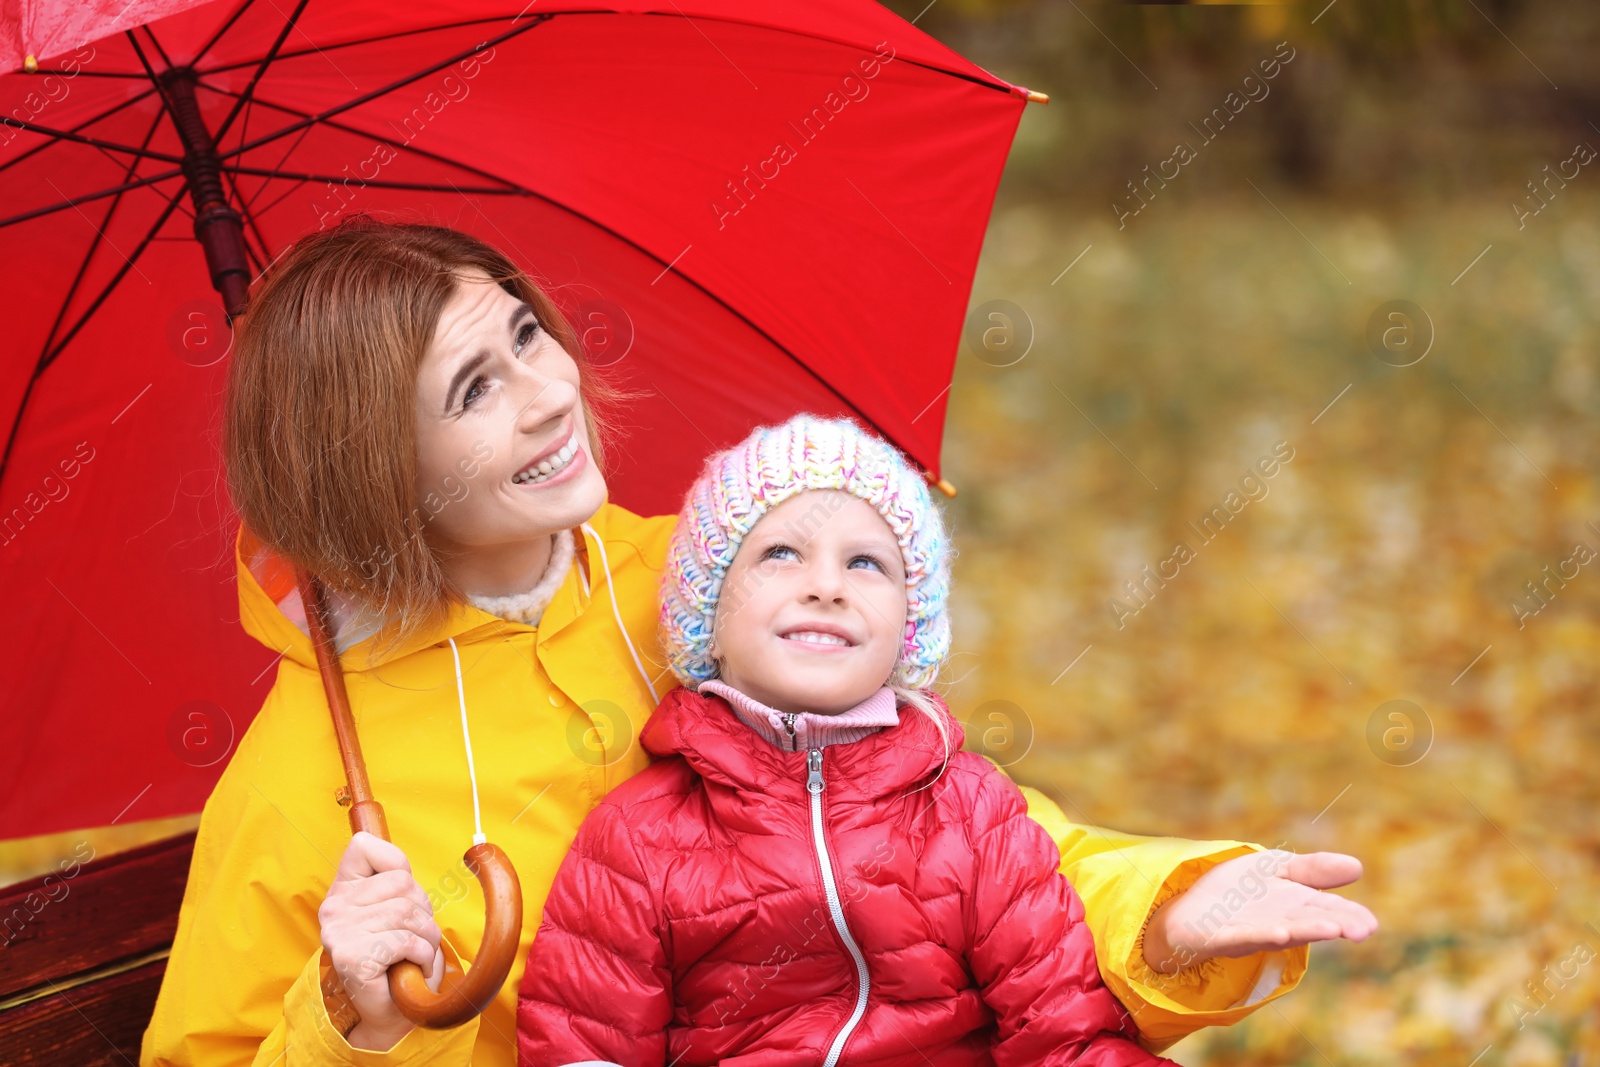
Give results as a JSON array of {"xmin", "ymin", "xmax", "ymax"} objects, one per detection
[
  {"xmin": 512, "ymin": 426, "xmax": 584, "ymax": 486},
  {"xmin": 512, "ymin": 439, "xmax": 586, "ymax": 490}
]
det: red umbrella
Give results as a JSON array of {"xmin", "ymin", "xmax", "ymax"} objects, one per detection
[{"xmin": 0, "ymin": 0, "xmax": 1038, "ymax": 841}]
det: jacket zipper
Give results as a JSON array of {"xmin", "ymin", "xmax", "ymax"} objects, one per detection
[{"xmin": 806, "ymin": 747, "xmax": 870, "ymax": 1066}]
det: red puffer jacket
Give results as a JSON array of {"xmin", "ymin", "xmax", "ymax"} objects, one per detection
[{"xmin": 517, "ymin": 686, "xmax": 1170, "ymax": 1067}]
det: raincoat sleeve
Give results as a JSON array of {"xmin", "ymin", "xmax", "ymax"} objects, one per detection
[
  {"xmin": 515, "ymin": 800, "xmax": 670, "ymax": 1067},
  {"xmin": 967, "ymin": 767, "xmax": 1171, "ymax": 1066},
  {"xmin": 251, "ymin": 940, "xmax": 478, "ymax": 1067},
  {"xmin": 1014, "ymin": 783, "xmax": 1307, "ymax": 1053},
  {"xmin": 140, "ymin": 723, "xmax": 479, "ymax": 1067}
]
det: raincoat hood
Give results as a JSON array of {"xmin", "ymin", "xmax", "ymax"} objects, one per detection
[{"xmin": 235, "ymin": 513, "xmax": 612, "ymax": 674}]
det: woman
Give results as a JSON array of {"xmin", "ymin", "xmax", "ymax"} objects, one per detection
[{"xmin": 140, "ymin": 220, "xmax": 1376, "ymax": 1066}]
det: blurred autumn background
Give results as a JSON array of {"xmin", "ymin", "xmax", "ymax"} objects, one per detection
[
  {"xmin": 913, "ymin": 0, "xmax": 1600, "ymax": 1064},
  {"xmin": 5, "ymin": 0, "xmax": 1599, "ymax": 1063}
]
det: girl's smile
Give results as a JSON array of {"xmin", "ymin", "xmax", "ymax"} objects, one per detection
[{"xmin": 776, "ymin": 621, "xmax": 859, "ymax": 650}]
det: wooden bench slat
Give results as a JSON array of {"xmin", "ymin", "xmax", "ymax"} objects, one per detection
[{"xmin": 0, "ymin": 831, "xmax": 195, "ymax": 998}]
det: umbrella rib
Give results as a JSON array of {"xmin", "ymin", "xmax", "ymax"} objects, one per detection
[
  {"xmin": 0, "ymin": 184, "xmax": 186, "ymax": 492},
  {"xmin": 125, "ymin": 29, "xmax": 174, "ymax": 112},
  {"xmin": 42, "ymin": 184, "xmax": 188, "ymax": 373},
  {"xmin": 195, "ymin": 15, "xmax": 519, "ymax": 75},
  {"xmin": 0, "ymin": 116, "xmax": 183, "ymax": 164},
  {"xmin": 244, "ymin": 126, "xmax": 317, "ymax": 213},
  {"xmin": 0, "ymin": 89, "xmax": 157, "ymax": 178},
  {"xmin": 0, "ymin": 167, "xmax": 186, "ymax": 229},
  {"xmin": 216, "ymin": 15, "xmax": 552, "ymax": 162},
  {"xmin": 191, "ymin": 0, "xmax": 258, "ymax": 67},
  {"xmin": 210, "ymin": 0, "xmax": 313, "ymax": 146},
  {"xmin": 247, "ymin": 176, "xmax": 312, "ymax": 221},
  {"xmin": 221, "ymin": 90, "xmax": 277, "ymax": 263},
  {"xmin": 192, "ymin": 11, "xmax": 1012, "ymax": 99},
  {"xmin": 197, "ymin": 84, "xmax": 324, "ymax": 212},
  {"xmin": 37, "ymin": 109, "xmax": 167, "ymax": 362},
  {"xmin": 140, "ymin": 24, "xmax": 177, "ymax": 70},
  {"xmin": 207, "ymin": 89, "xmax": 521, "ymax": 193},
  {"xmin": 27, "ymin": 69, "xmax": 150, "ymax": 78},
  {"xmin": 220, "ymin": 165, "xmax": 520, "ymax": 194},
  {"xmin": 221, "ymin": 169, "xmax": 272, "ymax": 271}
]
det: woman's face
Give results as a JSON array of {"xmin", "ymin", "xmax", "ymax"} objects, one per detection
[{"xmin": 413, "ymin": 271, "xmax": 607, "ymax": 564}]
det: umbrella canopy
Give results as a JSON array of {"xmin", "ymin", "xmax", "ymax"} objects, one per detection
[{"xmin": 0, "ymin": 0, "xmax": 1031, "ymax": 840}]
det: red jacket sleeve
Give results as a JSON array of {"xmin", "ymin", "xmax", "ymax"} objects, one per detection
[
  {"xmin": 963, "ymin": 763, "xmax": 1173, "ymax": 1067},
  {"xmin": 516, "ymin": 800, "xmax": 671, "ymax": 1067}
]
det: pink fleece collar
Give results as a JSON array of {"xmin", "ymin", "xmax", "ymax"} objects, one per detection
[{"xmin": 698, "ymin": 680, "xmax": 900, "ymax": 753}]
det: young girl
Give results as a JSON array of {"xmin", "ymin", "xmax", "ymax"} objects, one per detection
[{"xmin": 516, "ymin": 414, "xmax": 1174, "ymax": 1066}]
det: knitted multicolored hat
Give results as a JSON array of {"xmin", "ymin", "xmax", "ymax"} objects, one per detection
[{"xmin": 660, "ymin": 413, "xmax": 952, "ymax": 690}]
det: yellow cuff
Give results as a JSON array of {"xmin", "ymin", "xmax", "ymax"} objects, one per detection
[
  {"xmin": 1118, "ymin": 847, "xmax": 1310, "ymax": 1052},
  {"xmin": 286, "ymin": 940, "xmax": 479, "ymax": 1065},
  {"xmin": 1127, "ymin": 860, "xmax": 1232, "ymax": 992}
]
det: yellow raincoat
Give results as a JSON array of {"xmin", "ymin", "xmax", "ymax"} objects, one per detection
[{"xmin": 141, "ymin": 501, "xmax": 1305, "ymax": 1066}]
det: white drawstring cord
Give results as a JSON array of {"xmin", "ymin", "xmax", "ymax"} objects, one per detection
[
  {"xmin": 447, "ymin": 637, "xmax": 487, "ymax": 847},
  {"xmin": 579, "ymin": 522, "xmax": 660, "ymax": 704},
  {"xmin": 448, "ymin": 525, "xmax": 654, "ymax": 848}
]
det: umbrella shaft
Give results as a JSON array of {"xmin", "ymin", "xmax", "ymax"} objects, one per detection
[{"xmin": 160, "ymin": 70, "xmax": 251, "ymax": 317}]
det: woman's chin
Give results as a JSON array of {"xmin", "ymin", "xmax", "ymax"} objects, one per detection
[{"xmin": 509, "ymin": 464, "xmax": 608, "ymax": 532}]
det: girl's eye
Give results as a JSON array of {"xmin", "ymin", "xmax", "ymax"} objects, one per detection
[
  {"xmin": 849, "ymin": 554, "xmax": 886, "ymax": 572},
  {"xmin": 462, "ymin": 375, "xmax": 488, "ymax": 410},
  {"xmin": 762, "ymin": 544, "xmax": 797, "ymax": 563},
  {"xmin": 514, "ymin": 320, "xmax": 541, "ymax": 353}
]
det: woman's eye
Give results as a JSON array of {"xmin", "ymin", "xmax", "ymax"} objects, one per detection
[
  {"xmin": 514, "ymin": 320, "xmax": 541, "ymax": 353},
  {"xmin": 462, "ymin": 375, "xmax": 488, "ymax": 409}
]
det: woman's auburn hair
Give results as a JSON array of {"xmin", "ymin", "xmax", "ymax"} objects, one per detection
[{"xmin": 223, "ymin": 217, "xmax": 629, "ymax": 652}]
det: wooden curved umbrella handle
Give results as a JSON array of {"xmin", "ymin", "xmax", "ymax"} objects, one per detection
[
  {"xmin": 294, "ymin": 568, "xmax": 524, "ymax": 1032},
  {"xmin": 386, "ymin": 841, "xmax": 523, "ymax": 1028}
]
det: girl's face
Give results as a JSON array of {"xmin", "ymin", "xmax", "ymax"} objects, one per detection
[
  {"xmin": 710, "ymin": 490, "xmax": 908, "ymax": 716},
  {"xmin": 413, "ymin": 272, "xmax": 607, "ymax": 562}
]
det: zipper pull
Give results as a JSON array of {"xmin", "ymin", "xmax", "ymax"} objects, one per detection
[
  {"xmin": 807, "ymin": 748, "xmax": 824, "ymax": 795},
  {"xmin": 781, "ymin": 712, "xmax": 798, "ymax": 751}
]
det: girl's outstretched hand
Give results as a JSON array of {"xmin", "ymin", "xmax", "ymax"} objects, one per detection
[{"xmin": 1142, "ymin": 850, "xmax": 1378, "ymax": 974}]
